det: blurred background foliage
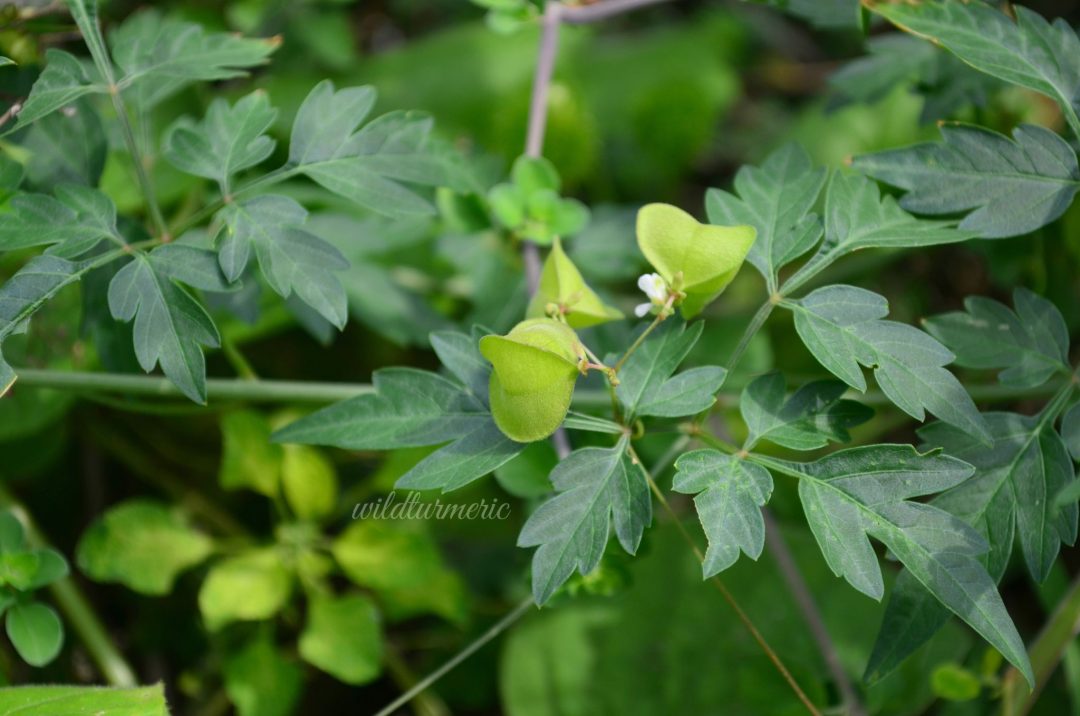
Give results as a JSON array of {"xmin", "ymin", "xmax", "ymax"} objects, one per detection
[{"xmin": 1, "ymin": 0, "xmax": 1080, "ymax": 714}]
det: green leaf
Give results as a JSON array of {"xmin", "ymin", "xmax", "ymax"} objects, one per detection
[
  {"xmin": 525, "ymin": 238, "xmax": 623, "ymax": 328},
  {"xmin": 77, "ymin": 499, "xmax": 214, "ymax": 595},
  {"xmin": 281, "ymin": 445, "xmax": 338, "ymax": 521},
  {"xmin": 931, "ymin": 662, "xmax": 981, "ymax": 702},
  {"xmin": 0, "ymin": 553, "xmax": 40, "ymax": 591},
  {"xmin": 518, "ymin": 437, "xmax": 650, "ymax": 604},
  {"xmin": 867, "ymin": 0, "xmax": 1080, "ymax": 136},
  {"xmin": 615, "ymin": 319, "xmax": 703, "ymax": 418},
  {"xmin": 673, "ymin": 450, "xmax": 773, "ymax": 578},
  {"xmin": 512, "ymin": 156, "xmax": 560, "ymax": 195},
  {"xmin": 760, "ymin": 445, "xmax": 1033, "ymax": 685},
  {"xmin": 6, "ymin": 601, "xmax": 62, "ymax": 666},
  {"xmin": 0, "ymin": 685, "xmax": 168, "ymax": 715},
  {"xmin": 224, "ymin": 634, "xmax": 303, "ymax": 716},
  {"xmin": 785, "ymin": 172, "xmax": 975, "ymax": 290},
  {"xmin": 163, "ymin": 91, "xmax": 277, "ymax": 191},
  {"xmin": 1064, "ymin": 403, "xmax": 1080, "ymax": 463},
  {"xmin": 0, "ymin": 153, "xmax": 23, "ymax": 202},
  {"xmin": 480, "ymin": 318, "xmax": 584, "ymax": 442},
  {"xmin": 0, "ymin": 57, "xmax": 13, "ymax": 67},
  {"xmin": 0, "ymin": 255, "xmax": 89, "ymax": 397},
  {"xmin": 431, "ymin": 327, "xmax": 490, "ymax": 402},
  {"xmin": 198, "ymin": 548, "xmax": 292, "ymax": 631},
  {"xmin": 636, "ymin": 366, "xmax": 727, "ymax": 418},
  {"xmin": 108, "ymin": 255, "xmax": 221, "ymax": 404},
  {"xmin": 219, "ymin": 410, "xmax": 282, "ymax": 495},
  {"xmin": 0, "ymin": 185, "xmax": 121, "ymax": 256},
  {"xmin": 11, "ymin": 49, "xmax": 101, "ymax": 130},
  {"xmin": 22, "ymin": 98, "xmax": 106, "ymax": 188},
  {"xmin": 636, "ymin": 203, "xmax": 756, "ymax": 318},
  {"xmin": 148, "ymin": 244, "xmax": 234, "ymax": 293},
  {"xmin": 750, "ymin": 0, "xmax": 861, "ymax": 29},
  {"xmin": 26, "ymin": 549, "xmax": 68, "ymax": 590},
  {"xmin": 853, "ymin": 123, "xmax": 1080, "ymax": 239},
  {"xmin": 787, "ymin": 284, "xmax": 990, "ymax": 443},
  {"xmin": 274, "ymin": 357, "xmax": 525, "ymax": 492},
  {"xmin": 923, "ymin": 288, "xmax": 1071, "ymax": 387},
  {"xmin": 111, "ymin": 9, "xmax": 278, "ymax": 109},
  {"xmin": 299, "ymin": 593, "xmax": 382, "ymax": 685},
  {"xmin": 288, "ymin": 81, "xmax": 442, "ymax": 216},
  {"xmin": 0, "ymin": 512, "xmax": 26, "ymax": 553},
  {"xmin": 740, "ymin": 372, "xmax": 873, "ymax": 451},
  {"xmin": 220, "ymin": 195, "xmax": 348, "ymax": 327},
  {"xmin": 705, "ymin": 143, "xmax": 825, "ymax": 289}
]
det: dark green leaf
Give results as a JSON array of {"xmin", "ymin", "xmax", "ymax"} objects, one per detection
[
  {"xmin": 518, "ymin": 437, "xmax": 650, "ymax": 604},
  {"xmin": 923, "ymin": 288, "xmax": 1071, "ymax": 387},
  {"xmin": 673, "ymin": 450, "xmax": 773, "ymax": 577},
  {"xmin": 740, "ymin": 372, "xmax": 872, "ymax": 451},
  {"xmin": 11, "ymin": 50, "xmax": 101, "ymax": 130},
  {"xmin": 220, "ymin": 195, "xmax": 348, "ymax": 327},
  {"xmin": 0, "ymin": 185, "xmax": 120, "ymax": 256},
  {"xmin": 6, "ymin": 601, "xmax": 62, "ymax": 666},
  {"xmin": 149, "ymin": 244, "xmax": 234, "ymax": 293},
  {"xmin": 163, "ymin": 91, "xmax": 277, "ymax": 191},
  {"xmin": 107, "ymin": 255, "xmax": 221, "ymax": 403},
  {"xmin": 706, "ymin": 143, "xmax": 825, "ymax": 288},
  {"xmin": 614, "ymin": 319, "xmax": 703, "ymax": 418},
  {"xmin": 1064, "ymin": 403, "xmax": 1080, "ymax": 462},
  {"xmin": 787, "ymin": 285, "xmax": 990, "ymax": 442},
  {"xmin": 637, "ymin": 366, "xmax": 727, "ymax": 418},
  {"xmin": 853, "ymin": 123, "xmax": 1080, "ymax": 238},
  {"xmin": 22, "ymin": 99, "xmax": 106, "ymax": 189},
  {"xmin": 759, "ymin": 445, "xmax": 1033, "ymax": 685}
]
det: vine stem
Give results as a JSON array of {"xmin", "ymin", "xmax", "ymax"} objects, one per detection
[
  {"xmin": 0, "ymin": 485, "xmax": 138, "ymax": 687},
  {"xmin": 631, "ymin": 446, "xmax": 821, "ymax": 716},
  {"xmin": 725, "ymin": 299, "xmax": 775, "ymax": 373},
  {"xmin": 613, "ymin": 295, "xmax": 677, "ymax": 374}
]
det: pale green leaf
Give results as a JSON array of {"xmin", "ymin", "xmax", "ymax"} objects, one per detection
[
  {"xmin": 741, "ymin": 372, "xmax": 872, "ymax": 451},
  {"xmin": 220, "ymin": 195, "xmax": 348, "ymax": 327},
  {"xmin": 6, "ymin": 601, "xmax": 62, "ymax": 666},
  {"xmin": 787, "ymin": 284, "xmax": 990, "ymax": 443},
  {"xmin": 0, "ymin": 185, "xmax": 121, "ymax": 256},
  {"xmin": 111, "ymin": 9, "xmax": 278, "ymax": 109},
  {"xmin": 0, "ymin": 685, "xmax": 168, "ymax": 715},
  {"xmin": 923, "ymin": 287, "xmax": 1071, "ymax": 387},
  {"xmin": 853, "ymin": 123, "xmax": 1080, "ymax": 238},
  {"xmin": 11, "ymin": 50, "xmax": 101, "ymax": 130},
  {"xmin": 518, "ymin": 437, "xmax": 650, "ymax": 604},
  {"xmin": 289, "ymin": 81, "xmax": 444, "ymax": 216},
  {"xmin": 867, "ymin": 0, "xmax": 1080, "ymax": 135},
  {"xmin": 77, "ymin": 499, "xmax": 214, "ymax": 595},
  {"xmin": 931, "ymin": 663, "xmax": 981, "ymax": 702},
  {"xmin": 759, "ymin": 445, "xmax": 1033, "ymax": 685},
  {"xmin": 705, "ymin": 143, "xmax": 825, "ymax": 288},
  {"xmin": 673, "ymin": 450, "xmax": 773, "ymax": 578},
  {"xmin": 299, "ymin": 593, "xmax": 382, "ymax": 685},
  {"xmin": 281, "ymin": 445, "xmax": 338, "ymax": 521},
  {"xmin": 198, "ymin": 548, "xmax": 292, "ymax": 631},
  {"xmin": 163, "ymin": 91, "xmax": 277, "ymax": 191},
  {"xmin": 107, "ymin": 256, "xmax": 221, "ymax": 403},
  {"xmin": 224, "ymin": 634, "xmax": 303, "ymax": 716}
]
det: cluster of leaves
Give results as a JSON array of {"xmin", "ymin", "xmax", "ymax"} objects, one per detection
[{"xmin": 0, "ymin": 512, "xmax": 68, "ymax": 667}]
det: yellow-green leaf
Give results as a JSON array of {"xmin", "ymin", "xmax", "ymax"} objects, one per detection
[
  {"xmin": 526, "ymin": 237, "xmax": 623, "ymax": 328},
  {"xmin": 282, "ymin": 445, "xmax": 338, "ymax": 521}
]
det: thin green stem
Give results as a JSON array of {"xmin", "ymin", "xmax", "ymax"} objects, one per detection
[
  {"xmin": 726, "ymin": 300, "xmax": 774, "ymax": 374},
  {"xmin": 170, "ymin": 166, "xmax": 300, "ymax": 237},
  {"xmin": 613, "ymin": 295, "xmax": 676, "ymax": 374},
  {"xmin": 0, "ymin": 486, "xmax": 137, "ymax": 687}
]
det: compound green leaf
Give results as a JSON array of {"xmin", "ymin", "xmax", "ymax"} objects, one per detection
[
  {"xmin": 615, "ymin": 319, "xmax": 703, "ymax": 418},
  {"xmin": 853, "ymin": 123, "xmax": 1080, "ymax": 238},
  {"xmin": 636, "ymin": 366, "xmax": 727, "ymax": 418},
  {"xmin": 288, "ymin": 81, "xmax": 444, "ymax": 216},
  {"xmin": 11, "ymin": 49, "xmax": 102, "ymax": 130},
  {"xmin": 788, "ymin": 284, "xmax": 990, "ymax": 443},
  {"xmin": 220, "ymin": 195, "xmax": 348, "ymax": 327},
  {"xmin": 706, "ymin": 143, "xmax": 825, "ymax": 288},
  {"xmin": 6, "ymin": 601, "xmax": 62, "ymax": 666},
  {"xmin": 740, "ymin": 372, "xmax": 873, "ymax": 451},
  {"xmin": 518, "ymin": 437, "xmax": 650, "ymax": 604},
  {"xmin": 0, "ymin": 185, "xmax": 121, "ymax": 256},
  {"xmin": 111, "ymin": 9, "xmax": 278, "ymax": 109},
  {"xmin": 198, "ymin": 549, "xmax": 292, "ymax": 631},
  {"xmin": 148, "ymin": 244, "xmax": 233, "ymax": 293},
  {"xmin": 0, "ymin": 685, "xmax": 168, "ymax": 715},
  {"xmin": 299, "ymin": 593, "xmax": 382, "ymax": 685},
  {"xmin": 923, "ymin": 288, "xmax": 1070, "ymax": 387},
  {"xmin": 163, "ymin": 91, "xmax": 277, "ymax": 191},
  {"xmin": 107, "ymin": 256, "xmax": 220, "ymax": 403},
  {"xmin": 759, "ymin": 445, "xmax": 1033, "ymax": 685},
  {"xmin": 673, "ymin": 450, "xmax": 773, "ymax": 578},
  {"xmin": 867, "ymin": 0, "xmax": 1080, "ymax": 136},
  {"xmin": 77, "ymin": 499, "xmax": 214, "ymax": 595}
]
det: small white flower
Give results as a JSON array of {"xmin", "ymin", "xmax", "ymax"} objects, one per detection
[{"xmin": 635, "ymin": 273, "xmax": 667, "ymax": 317}]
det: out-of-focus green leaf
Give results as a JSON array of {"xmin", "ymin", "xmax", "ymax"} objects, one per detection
[
  {"xmin": 923, "ymin": 288, "xmax": 1071, "ymax": 387},
  {"xmin": 11, "ymin": 50, "xmax": 101, "ymax": 130},
  {"xmin": 281, "ymin": 445, "xmax": 337, "ymax": 521},
  {"xmin": 1064, "ymin": 403, "xmax": 1080, "ymax": 462},
  {"xmin": 0, "ymin": 685, "xmax": 168, "ymax": 715},
  {"xmin": 673, "ymin": 449, "xmax": 772, "ymax": 578},
  {"xmin": 525, "ymin": 238, "xmax": 622, "ymax": 328},
  {"xmin": 298, "ymin": 593, "xmax": 382, "ymax": 685},
  {"xmin": 0, "ymin": 185, "xmax": 121, "ymax": 255},
  {"xmin": 786, "ymin": 285, "xmax": 990, "ymax": 443},
  {"xmin": 77, "ymin": 499, "xmax": 214, "ymax": 596},
  {"xmin": 931, "ymin": 663, "xmax": 980, "ymax": 702},
  {"xmin": 6, "ymin": 601, "xmax": 62, "ymax": 666},
  {"xmin": 740, "ymin": 372, "xmax": 872, "ymax": 451},
  {"xmin": 198, "ymin": 549, "xmax": 292, "ymax": 631},
  {"xmin": 22, "ymin": 99, "xmax": 106, "ymax": 189},
  {"xmin": 854, "ymin": 123, "xmax": 1080, "ymax": 239},
  {"xmin": 224, "ymin": 633, "xmax": 303, "ymax": 716},
  {"xmin": 219, "ymin": 410, "xmax": 282, "ymax": 496}
]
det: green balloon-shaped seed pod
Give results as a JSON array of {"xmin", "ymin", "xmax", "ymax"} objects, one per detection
[
  {"xmin": 636, "ymin": 203, "xmax": 756, "ymax": 318},
  {"xmin": 526, "ymin": 237, "xmax": 624, "ymax": 328},
  {"xmin": 479, "ymin": 318, "xmax": 586, "ymax": 442}
]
